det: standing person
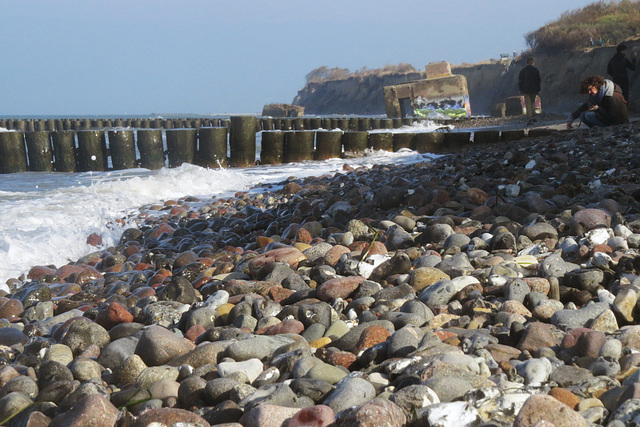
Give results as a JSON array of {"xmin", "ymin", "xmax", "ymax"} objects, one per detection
[
  {"xmin": 518, "ymin": 57, "xmax": 541, "ymax": 124},
  {"xmin": 567, "ymin": 75, "xmax": 628, "ymax": 129},
  {"xmin": 607, "ymin": 43, "xmax": 637, "ymax": 102}
]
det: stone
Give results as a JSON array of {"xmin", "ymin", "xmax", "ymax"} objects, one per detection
[
  {"xmin": 287, "ymin": 404, "xmax": 335, "ymax": 427},
  {"xmin": 514, "ymin": 394, "xmax": 589, "ymax": 427},
  {"xmin": 48, "ymin": 394, "xmax": 119, "ymax": 427},
  {"xmin": 335, "ymin": 398, "xmax": 406, "ymax": 427},
  {"xmin": 239, "ymin": 403, "xmax": 301, "ymax": 427},
  {"xmin": 323, "ymin": 377, "xmax": 376, "ymax": 413},
  {"xmin": 135, "ymin": 325, "xmax": 196, "ymax": 366}
]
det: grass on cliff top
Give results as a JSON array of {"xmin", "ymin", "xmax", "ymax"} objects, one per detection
[{"xmin": 527, "ymin": 0, "xmax": 640, "ymax": 52}]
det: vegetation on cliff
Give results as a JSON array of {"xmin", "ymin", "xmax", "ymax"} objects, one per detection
[
  {"xmin": 526, "ymin": 0, "xmax": 640, "ymax": 52},
  {"xmin": 305, "ymin": 63, "xmax": 417, "ymax": 83}
]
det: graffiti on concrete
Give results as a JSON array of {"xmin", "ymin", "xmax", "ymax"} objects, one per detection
[{"xmin": 413, "ymin": 95, "xmax": 471, "ymax": 119}]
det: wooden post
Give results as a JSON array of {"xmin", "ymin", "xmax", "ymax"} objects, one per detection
[
  {"xmin": 229, "ymin": 116, "xmax": 257, "ymax": 168},
  {"xmin": 368, "ymin": 132, "xmax": 393, "ymax": 151},
  {"xmin": 137, "ymin": 129, "xmax": 165, "ymax": 169},
  {"xmin": 293, "ymin": 118, "xmax": 305, "ymax": 130},
  {"xmin": 51, "ymin": 130, "xmax": 77, "ymax": 172},
  {"xmin": 501, "ymin": 129, "xmax": 526, "ymax": 142},
  {"xmin": 198, "ymin": 127, "xmax": 228, "ymax": 168},
  {"xmin": 108, "ymin": 130, "xmax": 137, "ymax": 170},
  {"xmin": 393, "ymin": 133, "xmax": 416, "ymax": 151},
  {"xmin": 473, "ymin": 130, "xmax": 500, "ymax": 144},
  {"xmin": 0, "ymin": 131, "xmax": 27, "ymax": 173},
  {"xmin": 284, "ymin": 131, "xmax": 314, "ymax": 163},
  {"xmin": 77, "ymin": 130, "xmax": 108, "ymax": 171},
  {"xmin": 166, "ymin": 129, "xmax": 197, "ymax": 167},
  {"xmin": 260, "ymin": 131, "xmax": 284, "ymax": 165},
  {"xmin": 310, "ymin": 118, "xmax": 322, "ymax": 129},
  {"xmin": 25, "ymin": 131, "xmax": 54, "ymax": 172},
  {"xmin": 315, "ymin": 130, "xmax": 342, "ymax": 160},
  {"xmin": 443, "ymin": 132, "xmax": 471, "ymax": 152},
  {"xmin": 342, "ymin": 131, "xmax": 368, "ymax": 157},
  {"xmin": 414, "ymin": 132, "xmax": 445, "ymax": 153},
  {"xmin": 358, "ymin": 118, "xmax": 371, "ymax": 131}
]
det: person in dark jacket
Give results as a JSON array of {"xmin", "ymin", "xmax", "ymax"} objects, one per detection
[
  {"xmin": 567, "ymin": 75, "xmax": 628, "ymax": 129},
  {"xmin": 518, "ymin": 57, "xmax": 541, "ymax": 123},
  {"xmin": 607, "ymin": 43, "xmax": 637, "ymax": 102}
]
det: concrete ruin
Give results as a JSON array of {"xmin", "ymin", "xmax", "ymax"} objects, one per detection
[
  {"xmin": 383, "ymin": 61, "xmax": 471, "ymax": 119},
  {"xmin": 262, "ymin": 103, "xmax": 305, "ymax": 117}
]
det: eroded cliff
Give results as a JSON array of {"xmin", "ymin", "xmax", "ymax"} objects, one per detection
[{"xmin": 293, "ymin": 42, "xmax": 640, "ymax": 116}]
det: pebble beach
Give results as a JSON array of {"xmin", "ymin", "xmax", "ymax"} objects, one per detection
[{"xmin": 3, "ymin": 119, "xmax": 640, "ymax": 426}]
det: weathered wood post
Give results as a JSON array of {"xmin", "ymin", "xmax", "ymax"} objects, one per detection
[
  {"xmin": 25, "ymin": 131, "xmax": 54, "ymax": 172},
  {"xmin": 166, "ymin": 129, "xmax": 197, "ymax": 168},
  {"xmin": 293, "ymin": 118, "xmax": 305, "ymax": 130},
  {"xmin": 310, "ymin": 118, "xmax": 322, "ymax": 129},
  {"xmin": 392, "ymin": 118, "xmax": 403, "ymax": 128},
  {"xmin": 368, "ymin": 132, "xmax": 393, "ymax": 151},
  {"xmin": 393, "ymin": 133, "xmax": 416, "ymax": 151},
  {"xmin": 284, "ymin": 131, "xmax": 314, "ymax": 163},
  {"xmin": 337, "ymin": 118, "xmax": 349, "ymax": 130},
  {"xmin": 76, "ymin": 130, "xmax": 108, "ymax": 171},
  {"xmin": 358, "ymin": 118, "xmax": 371, "ymax": 131},
  {"xmin": 414, "ymin": 132, "xmax": 445, "ymax": 153},
  {"xmin": 51, "ymin": 130, "xmax": 77, "ymax": 172},
  {"xmin": 315, "ymin": 130, "xmax": 342, "ymax": 160},
  {"xmin": 280, "ymin": 118, "xmax": 293, "ymax": 131},
  {"xmin": 137, "ymin": 129, "xmax": 165, "ymax": 169},
  {"xmin": 443, "ymin": 132, "xmax": 471, "ymax": 152},
  {"xmin": 342, "ymin": 131, "xmax": 368, "ymax": 157},
  {"xmin": 261, "ymin": 118, "xmax": 274, "ymax": 131},
  {"xmin": 229, "ymin": 116, "xmax": 257, "ymax": 168},
  {"xmin": 260, "ymin": 131, "xmax": 284, "ymax": 164},
  {"xmin": 0, "ymin": 131, "xmax": 27, "ymax": 173},
  {"xmin": 108, "ymin": 130, "xmax": 137, "ymax": 170},
  {"xmin": 198, "ymin": 127, "xmax": 228, "ymax": 168},
  {"xmin": 473, "ymin": 130, "xmax": 500, "ymax": 145},
  {"xmin": 501, "ymin": 129, "xmax": 526, "ymax": 142}
]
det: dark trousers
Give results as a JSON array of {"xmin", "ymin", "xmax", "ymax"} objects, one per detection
[{"xmin": 523, "ymin": 93, "xmax": 537, "ymax": 118}]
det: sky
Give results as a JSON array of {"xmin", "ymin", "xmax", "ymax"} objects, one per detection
[{"xmin": 0, "ymin": 0, "xmax": 592, "ymax": 116}]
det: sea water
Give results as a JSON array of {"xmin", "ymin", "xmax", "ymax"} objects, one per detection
[{"xmin": 0, "ymin": 121, "xmax": 447, "ymax": 289}]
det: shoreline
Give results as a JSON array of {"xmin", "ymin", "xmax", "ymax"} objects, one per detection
[{"xmin": 2, "ymin": 120, "xmax": 640, "ymax": 425}]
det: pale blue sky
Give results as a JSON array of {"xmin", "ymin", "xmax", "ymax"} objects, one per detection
[{"xmin": 1, "ymin": 0, "xmax": 591, "ymax": 116}]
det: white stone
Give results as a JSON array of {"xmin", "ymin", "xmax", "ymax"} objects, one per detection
[
  {"xmin": 590, "ymin": 252, "xmax": 613, "ymax": 268},
  {"xmin": 451, "ymin": 275, "xmax": 480, "ymax": 292},
  {"xmin": 424, "ymin": 401, "xmax": 481, "ymax": 427},
  {"xmin": 205, "ymin": 290, "xmax": 229, "ymax": 309},
  {"xmin": 516, "ymin": 358, "xmax": 552, "ymax": 386},
  {"xmin": 505, "ymin": 184, "xmax": 521, "ymax": 198},
  {"xmin": 218, "ymin": 358, "xmax": 264, "ymax": 383},
  {"xmin": 598, "ymin": 289, "xmax": 616, "ymax": 305},
  {"xmin": 615, "ymin": 224, "xmax": 633, "ymax": 238},
  {"xmin": 582, "ymin": 228, "xmax": 613, "ymax": 246}
]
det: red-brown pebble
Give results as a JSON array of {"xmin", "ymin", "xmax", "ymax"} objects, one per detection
[
  {"xmin": 353, "ymin": 325, "xmax": 390, "ymax": 354},
  {"xmin": 317, "ymin": 276, "xmax": 365, "ymax": 302},
  {"xmin": 95, "ymin": 302, "xmax": 134, "ymax": 330},
  {"xmin": 265, "ymin": 319, "xmax": 305, "ymax": 335},
  {"xmin": 287, "ymin": 405, "xmax": 335, "ymax": 427}
]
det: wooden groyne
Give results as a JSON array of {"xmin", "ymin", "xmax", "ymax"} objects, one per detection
[{"xmin": 0, "ymin": 116, "xmax": 552, "ymax": 174}]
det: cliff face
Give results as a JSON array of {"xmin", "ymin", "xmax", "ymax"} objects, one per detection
[
  {"xmin": 293, "ymin": 42, "xmax": 640, "ymax": 116},
  {"xmin": 293, "ymin": 72, "xmax": 426, "ymax": 115}
]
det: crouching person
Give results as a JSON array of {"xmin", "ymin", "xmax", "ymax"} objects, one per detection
[{"xmin": 567, "ymin": 75, "xmax": 628, "ymax": 129}]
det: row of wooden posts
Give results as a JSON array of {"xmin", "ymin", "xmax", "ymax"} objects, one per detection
[
  {"xmin": 0, "ymin": 116, "xmax": 440, "ymax": 133},
  {"xmin": 0, "ymin": 116, "xmax": 553, "ymax": 174}
]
